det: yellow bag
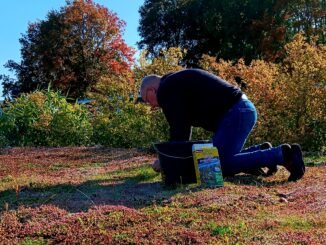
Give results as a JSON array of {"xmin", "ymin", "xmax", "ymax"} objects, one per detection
[{"xmin": 192, "ymin": 143, "xmax": 224, "ymax": 187}]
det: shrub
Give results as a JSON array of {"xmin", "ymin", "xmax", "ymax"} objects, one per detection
[
  {"xmin": 200, "ymin": 33, "xmax": 325, "ymax": 151},
  {"xmin": 278, "ymin": 34, "xmax": 325, "ymax": 151},
  {"xmin": 0, "ymin": 91, "xmax": 92, "ymax": 146},
  {"xmin": 92, "ymin": 98, "xmax": 169, "ymax": 148}
]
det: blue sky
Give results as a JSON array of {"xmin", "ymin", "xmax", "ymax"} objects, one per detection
[{"xmin": 0, "ymin": 0, "xmax": 144, "ymax": 98}]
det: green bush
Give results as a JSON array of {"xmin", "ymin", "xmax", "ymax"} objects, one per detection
[
  {"xmin": 0, "ymin": 91, "xmax": 92, "ymax": 146},
  {"xmin": 301, "ymin": 120, "xmax": 326, "ymax": 152},
  {"xmin": 92, "ymin": 99, "xmax": 169, "ymax": 148},
  {"xmin": 191, "ymin": 127, "xmax": 213, "ymax": 142}
]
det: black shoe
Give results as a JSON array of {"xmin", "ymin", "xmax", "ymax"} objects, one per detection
[
  {"xmin": 263, "ymin": 144, "xmax": 290, "ymax": 177},
  {"xmin": 281, "ymin": 144, "xmax": 292, "ymax": 163},
  {"xmin": 287, "ymin": 144, "xmax": 305, "ymax": 182}
]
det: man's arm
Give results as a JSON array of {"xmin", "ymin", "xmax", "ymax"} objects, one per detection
[
  {"xmin": 161, "ymin": 103, "xmax": 192, "ymax": 141},
  {"xmin": 169, "ymin": 123, "xmax": 192, "ymax": 141},
  {"xmin": 158, "ymin": 78, "xmax": 191, "ymax": 141}
]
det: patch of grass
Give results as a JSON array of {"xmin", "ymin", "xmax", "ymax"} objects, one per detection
[
  {"xmin": 106, "ymin": 210, "xmax": 125, "ymax": 219},
  {"xmin": 91, "ymin": 165, "xmax": 160, "ymax": 184},
  {"xmin": 113, "ymin": 232, "xmax": 132, "ymax": 242},
  {"xmin": 21, "ymin": 237, "xmax": 46, "ymax": 245},
  {"xmin": 205, "ymin": 220, "xmax": 250, "ymax": 244},
  {"xmin": 129, "ymin": 165, "xmax": 160, "ymax": 182},
  {"xmin": 1, "ymin": 175, "xmax": 15, "ymax": 183},
  {"xmin": 179, "ymin": 210, "xmax": 194, "ymax": 219},
  {"xmin": 78, "ymin": 162, "xmax": 106, "ymax": 169},
  {"xmin": 304, "ymin": 155, "xmax": 326, "ymax": 166},
  {"xmin": 207, "ymin": 222, "xmax": 234, "ymax": 236},
  {"xmin": 24, "ymin": 163, "xmax": 43, "ymax": 171},
  {"xmin": 0, "ymin": 174, "xmax": 60, "ymax": 192},
  {"xmin": 49, "ymin": 163, "xmax": 69, "ymax": 171},
  {"xmin": 0, "ymin": 175, "xmax": 34, "ymax": 192},
  {"xmin": 149, "ymin": 205, "xmax": 173, "ymax": 218},
  {"xmin": 280, "ymin": 216, "xmax": 320, "ymax": 230}
]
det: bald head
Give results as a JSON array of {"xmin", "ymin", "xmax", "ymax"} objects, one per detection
[
  {"xmin": 140, "ymin": 74, "xmax": 161, "ymax": 107},
  {"xmin": 141, "ymin": 75, "xmax": 161, "ymax": 91}
]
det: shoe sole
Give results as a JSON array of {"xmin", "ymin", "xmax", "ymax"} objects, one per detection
[{"xmin": 288, "ymin": 144, "xmax": 305, "ymax": 181}]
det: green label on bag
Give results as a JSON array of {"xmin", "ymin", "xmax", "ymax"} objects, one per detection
[{"xmin": 192, "ymin": 144, "xmax": 224, "ymax": 187}]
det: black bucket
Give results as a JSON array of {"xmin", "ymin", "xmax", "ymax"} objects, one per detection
[{"xmin": 154, "ymin": 140, "xmax": 211, "ymax": 186}]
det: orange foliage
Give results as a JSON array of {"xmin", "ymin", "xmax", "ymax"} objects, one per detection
[
  {"xmin": 200, "ymin": 34, "xmax": 325, "ymax": 150},
  {"xmin": 63, "ymin": 0, "xmax": 135, "ymax": 80}
]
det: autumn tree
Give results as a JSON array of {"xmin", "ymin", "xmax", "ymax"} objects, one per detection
[
  {"xmin": 138, "ymin": 0, "xmax": 325, "ymax": 65},
  {"xmin": 252, "ymin": 0, "xmax": 325, "ymax": 61},
  {"xmin": 286, "ymin": 0, "xmax": 325, "ymax": 43},
  {"xmin": 134, "ymin": 47, "xmax": 184, "ymax": 81},
  {"xmin": 1, "ymin": 0, "xmax": 134, "ymax": 99}
]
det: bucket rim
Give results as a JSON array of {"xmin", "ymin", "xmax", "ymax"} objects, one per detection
[
  {"xmin": 153, "ymin": 140, "xmax": 211, "ymax": 147},
  {"xmin": 152, "ymin": 140, "xmax": 212, "ymax": 160}
]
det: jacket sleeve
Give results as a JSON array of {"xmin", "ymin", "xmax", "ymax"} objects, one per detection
[
  {"xmin": 169, "ymin": 122, "xmax": 192, "ymax": 141},
  {"xmin": 161, "ymin": 105, "xmax": 192, "ymax": 141}
]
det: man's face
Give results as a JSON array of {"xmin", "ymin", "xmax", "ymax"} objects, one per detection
[{"xmin": 141, "ymin": 86, "xmax": 159, "ymax": 108}]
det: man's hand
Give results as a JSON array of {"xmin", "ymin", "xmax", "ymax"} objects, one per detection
[{"xmin": 152, "ymin": 159, "xmax": 161, "ymax": 172}]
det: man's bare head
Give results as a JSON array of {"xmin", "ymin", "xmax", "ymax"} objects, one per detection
[
  {"xmin": 140, "ymin": 75, "xmax": 161, "ymax": 107},
  {"xmin": 141, "ymin": 75, "xmax": 161, "ymax": 90}
]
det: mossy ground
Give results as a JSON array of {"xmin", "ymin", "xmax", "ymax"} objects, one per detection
[{"xmin": 0, "ymin": 147, "xmax": 325, "ymax": 244}]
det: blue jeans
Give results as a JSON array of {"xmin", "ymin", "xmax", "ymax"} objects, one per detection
[{"xmin": 212, "ymin": 97, "xmax": 284, "ymax": 176}]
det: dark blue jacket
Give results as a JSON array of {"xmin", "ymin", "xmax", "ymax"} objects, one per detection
[{"xmin": 157, "ymin": 69, "xmax": 243, "ymax": 141}]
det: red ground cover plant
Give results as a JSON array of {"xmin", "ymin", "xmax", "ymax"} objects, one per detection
[{"xmin": 0, "ymin": 147, "xmax": 325, "ymax": 244}]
